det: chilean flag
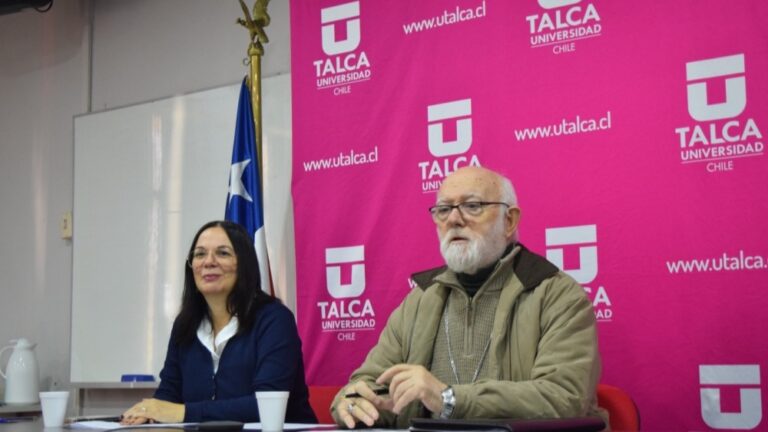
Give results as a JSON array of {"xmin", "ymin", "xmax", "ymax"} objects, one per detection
[{"xmin": 225, "ymin": 78, "xmax": 271, "ymax": 295}]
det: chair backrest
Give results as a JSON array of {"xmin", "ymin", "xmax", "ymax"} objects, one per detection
[
  {"xmin": 308, "ymin": 385, "xmax": 342, "ymax": 424},
  {"xmin": 597, "ymin": 383, "xmax": 640, "ymax": 431}
]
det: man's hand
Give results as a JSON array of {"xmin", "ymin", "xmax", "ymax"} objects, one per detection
[
  {"xmin": 335, "ymin": 381, "xmax": 387, "ymax": 429},
  {"xmin": 377, "ymin": 364, "xmax": 448, "ymax": 414},
  {"xmin": 121, "ymin": 398, "xmax": 184, "ymax": 425}
]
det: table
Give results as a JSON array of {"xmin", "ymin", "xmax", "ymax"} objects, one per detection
[
  {"xmin": 0, "ymin": 403, "xmax": 41, "ymax": 417},
  {"xmin": 74, "ymin": 382, "xmax": 157, "ymax": 416},
  {"xmin": 0, "ymin": 418, "xmax": 187, "ymax": 431},
  {"xmin": 0, "ymin": 418, "xmax": 46, "ymax": 431}
]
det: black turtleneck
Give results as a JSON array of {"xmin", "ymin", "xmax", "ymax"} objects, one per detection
[{"xmin": 456, "ymin": 243, "xmax": 516, "ymax": 297}]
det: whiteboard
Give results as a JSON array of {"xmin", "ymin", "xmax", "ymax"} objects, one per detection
[{"xmin": 71, "ymin": 74, "xmax": 294, "ymax": 382}]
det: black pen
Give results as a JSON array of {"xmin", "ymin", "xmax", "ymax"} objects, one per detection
[
  {"xmin": 70, "ymin": 415, "xmax": 123, "ymax": 422},
  {"xmin": 346, "ymin": 388, "xmax": 389, "ymax": 398}
]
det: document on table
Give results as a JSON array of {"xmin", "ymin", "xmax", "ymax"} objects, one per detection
[
  {"xmin": 70, "ymin": 420, "xmax": 189, "ymax": 429},
  {"xmin": 243, "ymin": 424, "xmax": 341, "ymax": 430},
  {"xmin": 245, "ymin": 428, "xmax": 403, "ymax": 432},
  {"xmin": 70, "ymin": 421, "xmax": 348, "ymax": 430}
]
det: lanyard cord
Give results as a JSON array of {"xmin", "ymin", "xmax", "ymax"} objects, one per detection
[{"xmin": 442, "ymin": 295, "xmax": 492, "ymax": 384}]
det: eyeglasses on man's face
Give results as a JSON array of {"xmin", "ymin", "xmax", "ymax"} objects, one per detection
[
  {"xmin": 428, "ymin": 201, "xmax": 510, "ymax": 222},
  {"xmin": 188, "ymin": 247, "xmax": 237, "ymax": 269}
]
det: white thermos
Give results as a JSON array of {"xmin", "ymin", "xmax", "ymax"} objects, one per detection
[{"xmin": 0, "ymin": 338, "xmax": 40, "ymax": 404}]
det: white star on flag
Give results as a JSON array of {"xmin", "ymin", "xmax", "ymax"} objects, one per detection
[{"xmin": 228, "ymin": 159, "xmax": 254, "ymax": 205}]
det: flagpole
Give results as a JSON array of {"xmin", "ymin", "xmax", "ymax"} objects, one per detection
[
  {"xmin": 248, "ymin": 44, "xmax": 262, "ymax": 168},
  {"xmin": 236, "ymin": 0, "xmax": 275, "ymax": 297},
  {"xmin": 237, "ymin": 0, "xmax": 271, "ymax": 187}
]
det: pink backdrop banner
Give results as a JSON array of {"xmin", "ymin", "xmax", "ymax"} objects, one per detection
[{"xmin": 290, "ymin": 1, "xmax": 768, "ymax": 430}]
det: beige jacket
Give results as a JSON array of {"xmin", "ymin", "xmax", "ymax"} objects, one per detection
[{"xmin": 331, "ymin": 245, "xmax": 605, "ymax": 428}]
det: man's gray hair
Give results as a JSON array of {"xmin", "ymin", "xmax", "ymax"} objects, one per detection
[
  {"xmin": 499, "ymin": 176, "xmax": 517, "ymax": 208},
  {"xmin": 499, "ymin": 175, "xmax": 519, "ymax": 242}
]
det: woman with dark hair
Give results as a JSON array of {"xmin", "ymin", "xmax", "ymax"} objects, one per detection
[{"xmin": 121, "ymin": 221, "xmax": 316, "ymax": 424}]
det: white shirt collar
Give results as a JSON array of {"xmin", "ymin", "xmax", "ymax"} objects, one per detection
[{"xmin": 196, "ymin": 315, "xmax": 239, "ymax": 373}]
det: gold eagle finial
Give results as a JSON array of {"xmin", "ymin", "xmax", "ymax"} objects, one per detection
[{"xmin": 237, "ymin": 0, "xmax": 271, "ymax": 46}]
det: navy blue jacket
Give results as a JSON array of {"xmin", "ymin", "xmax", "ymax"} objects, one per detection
[{"xmin": 154, "ymin": 302, "xmax": 317, "ymax": 423}]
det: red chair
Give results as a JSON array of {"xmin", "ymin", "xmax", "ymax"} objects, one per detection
[
  {"xmin": 309, "ymin": 385, "xmax": 342, "ymax": 424},
  {"xmin": 597, "ymin": 384, "xmax": 640, "ymax": 431},
  {"xmin": 311, "ymin": 384, "xmax": 639, "ymax": 429}
]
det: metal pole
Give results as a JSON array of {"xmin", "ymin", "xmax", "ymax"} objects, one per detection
[
  {"xmin": 238, "ymin": 0, "xmax": 271, "ymax": 187},
  {"xmin": 248, "ymin": 43, "xmax": 263, "ymax": 172}
]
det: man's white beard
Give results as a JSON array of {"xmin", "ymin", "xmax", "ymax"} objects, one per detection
[{"xmin": 439, "ymin": 216, "xmax": 508, "ymax": 274}]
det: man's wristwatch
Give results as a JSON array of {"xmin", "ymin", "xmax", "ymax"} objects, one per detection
[{"xmin": 439, "ymin": 386, "xmax": 456, "ymax": 419}]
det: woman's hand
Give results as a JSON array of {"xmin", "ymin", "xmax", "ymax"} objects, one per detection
[{"xmin": 121, "ymin": 398, "xmax": 185, "ymax": 425}]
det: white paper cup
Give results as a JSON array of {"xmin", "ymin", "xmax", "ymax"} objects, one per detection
[
  {"xmin": 256, "ymin": 391, "xmax": 289, "ymax": 431},
  {"xmin": 39, "ymin": 391, "xmax": 70, "ymax": 428}
]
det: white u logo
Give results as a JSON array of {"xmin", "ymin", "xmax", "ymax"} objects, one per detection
[
  {"xmin": 700, "ymin": 364, "xmax": 762, "ymax": 429},
  {"xmin": 686, "ymin": 54, "xmax": 746, "ymax": 122},
  {"xmin": 320, "ymin": 2, "xmax": 361, "ymax": 56},
  {"xmin": 545, "ymin": 225, "xmax": 598, "ymax": 284},
  {"xmin": 538, "ymin": 0, "xmax": 581, "ymax": 9},
  {"xmin": 325, "ymin": 245, "xmax": 365, "ymax": 299},
  {"xmin": 427, "ymin": 99, "xmax": 472, "ymax": 157}
]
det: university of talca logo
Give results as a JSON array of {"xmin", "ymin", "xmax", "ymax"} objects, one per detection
[
  {"xmin": 675, "ymin": 53, "xmax": 764, "ymax": 172},
  {"xmin": 325, "ymin": 245, "xmax": 365, "ymax": 299},
  {"xmin": 699, "ymin": 364, "xmax": 763, "ymax": 429},
  {"xmin": 313, "ymin": 1, "xmax": 372, "ymax": 96},
  {"xmin": 545, "ymin": 224, "xmax": 612, "ymax": 321},
  {"xmin": 525, "ymin": 0, "xmax": 602, "ymax": 55},
  {"xmin": 317, "ymin": 245, "xmax": 375, "ymax": 341},
  {"xmin": 418, "ymin": 98, "xmax": 481, "ymax": 193}
]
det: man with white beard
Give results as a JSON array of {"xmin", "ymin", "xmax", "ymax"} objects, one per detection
[{"xmin": 331, "ymin": 167, "xmax": 605, "ymax": 428}]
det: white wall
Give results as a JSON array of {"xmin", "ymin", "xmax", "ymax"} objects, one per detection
[
  {"xmin": 0, "ymin": 0, "xmax": 292, "ymax": 396},
  {"xmin": 90, "ymin": 0, "xmax": 291, "ymax": 110}
]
